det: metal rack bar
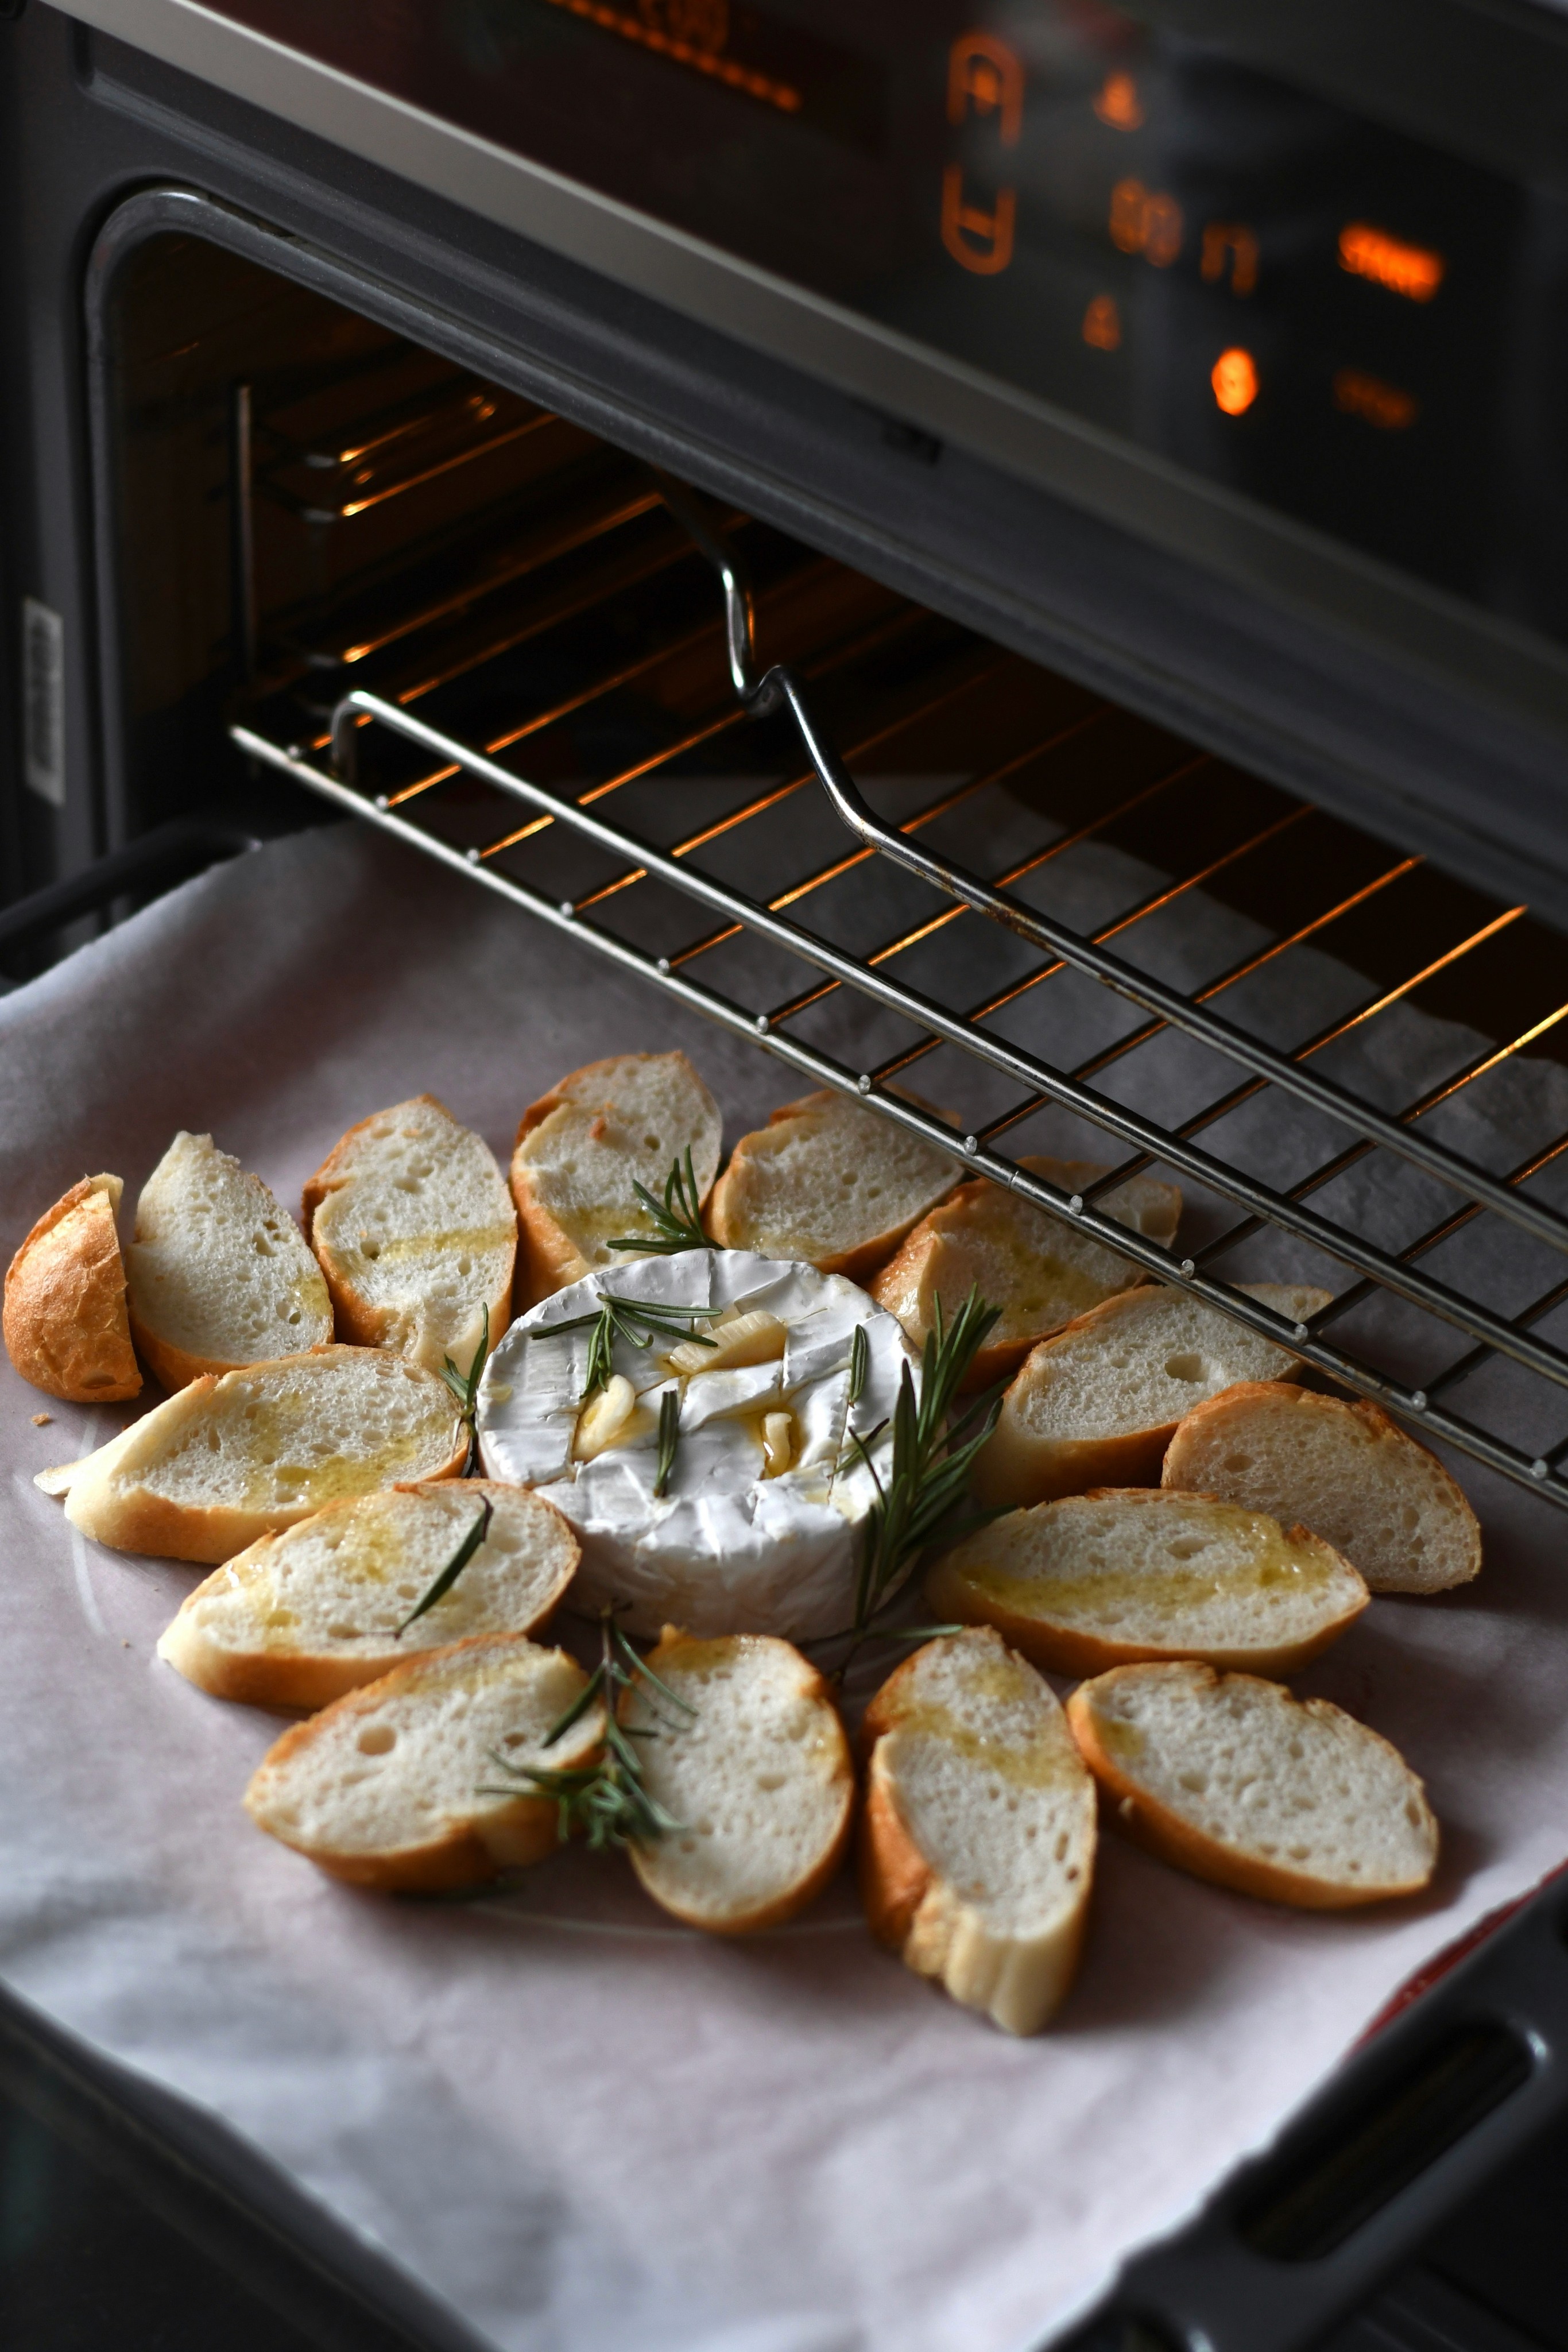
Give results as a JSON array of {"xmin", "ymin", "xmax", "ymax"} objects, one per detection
[
  {"xmin": 229, "ymin": 438, "xmax": 1568, "ymax": 1516},
  {"xmin": 228, "ymin": 719, "xmax": 1568, "ymax": 1513}
]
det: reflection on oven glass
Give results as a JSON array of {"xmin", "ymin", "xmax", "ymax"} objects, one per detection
[{"xmin": 201, "ymin": 0, "xmax": 1568, "ymax": 647}]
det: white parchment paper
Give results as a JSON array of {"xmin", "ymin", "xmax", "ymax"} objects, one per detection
[{"xmin": 4, "ymin": 822, "xmax": 1568, "ymax": 2352}]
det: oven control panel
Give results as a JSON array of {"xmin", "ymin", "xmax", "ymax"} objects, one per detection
[{"xmin": 183, "ymin": 1, "xmax": 1568, "ymax": 660}]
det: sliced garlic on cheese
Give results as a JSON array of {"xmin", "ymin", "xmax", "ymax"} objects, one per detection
[{"xmin": 477, "ymin": 1251, "xmax": 916, "ymax": 1639}]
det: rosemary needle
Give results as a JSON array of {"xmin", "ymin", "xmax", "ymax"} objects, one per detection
[
  {"xmin": 607, "ymin": 1148, "xmax": 710, "ymax": 1255},
  {"xmin": 438, "ymin": 1303, "xmax": 490, "ymax": 1476},
  {"xmin": 544, "ymin": 1294, "xmax": 726, "ymax": 1402},
  {"xmin": 653, "ymin": 1387, "xmax": 680, "ymax": 1498},
  {"xmin": 482, "ymin": 1611, "xmax": 695, "ymax": 1852},
  {"xmin": 395, "ymin": 1495, "xmax": 494, "ymax": 1638}
]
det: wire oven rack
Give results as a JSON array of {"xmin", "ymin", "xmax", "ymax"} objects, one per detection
[{"xmin": 229, "ymin": 381, "xmax": 1568, "ymax": 1517}]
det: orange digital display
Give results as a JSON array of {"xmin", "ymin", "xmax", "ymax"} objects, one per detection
[
  {"xmin": 1211, "ymin": 348, "xmax": 1259, "ymax": 415},
  {"xmin": 1082, "ymin": 294, "xmax": 1121, "ymax": 350},
  {"xmin": 1201, "ymin": 222, "xmax": 1259, "ymax": 297},
  {"xmin": 949, "ymin": 30, "xmax": 1024, "ymax": 145},
  {"xmin": 1334, "ymin": 368, "xmax": 1419, "ymax": 430},
  {"xmin": 1093, "ymin": 71, "xmax": 1143, "ymax": 130},
  {"xmin": 1110, "ymin": 177, "xmax": 1183, "ymax": 266},
  {"xmin": 535, "ymin": 0, "xmax": 802, "ymax": 113},
  {"xmin": 1338, "ymin": 223, "xmax": 1445, "ymax": 303}
]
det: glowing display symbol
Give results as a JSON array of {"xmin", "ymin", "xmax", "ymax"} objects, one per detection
[
  {"xmin": 1338, "ymin": 223, "xmax": 1445, "ymax": 302},
  {"xmin": 1082, "ymin": 295, "xmax": 1121, "ymax": 350},
  {"xmin": 1211, "ymin": 349, "xmax": 1259, "ymax": 415},
  {"xmin": 1110, "ymin": 178, "xmax": 1183, "ymax": 266},
  {"xmin": 942, "ymin": 167, "xmax": 1016, "ymax": 273},
  {"xmin": 1093, "ymin": 71, "xmax": 1143, "ymax": 130},
  {"xmin": 948, "ymin": 30, "xmax": 1024, "ymax": 144},
  {"xmin": 1201, "ymin": 222, "xmax": 1259, "ymax": 296}
]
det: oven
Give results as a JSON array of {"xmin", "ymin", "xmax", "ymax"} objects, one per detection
[{"xmin": 5, "ymin": 6, "xmax": 1568, "ymax": 2349}]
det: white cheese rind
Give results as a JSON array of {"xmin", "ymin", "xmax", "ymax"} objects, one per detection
[{"xmin": 476, "ymin": 1251, "xmax": 915, "ymax": 1638}]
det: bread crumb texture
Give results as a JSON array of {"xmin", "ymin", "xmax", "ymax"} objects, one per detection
[
  {"xmin": 1070, "ymin": 1661, "xmax": 1438, "ymax": 1906},
  {"xmin": 975, "ymin": 1282, "xmax": 1330, "ymax": 1507},
  {"xmin": 861, "ymin": 1627, "xmax": 1095, "ymax": 2033},
  {"xmin": 160, "ymin": 1481, "xmax": 579, "ymax": 1707},
  {"xmin": 4, "ymin": 1174, "xmax": 141, "ymax": 1402},
  {"xmin": 626, "ymin": 1632, "xmax": 854, "ymax": 1932},
  {"xmin": 1163, "ymin": 1382, "xmax": 1481, "ymax": 1595},
  {"xmin": 63, "ymin": 1347, "xmax": 466, "ymax": 1562},
  {"xmin": 928, "ymin": 1488, "xmax": 1366, "ymax": 1676},
  {"xmin": 244, "ymin": 1634, "xmax": 600, "ymax": 1890},
  {"xmin": 307, "ymin": 1096, "xmax": 514, "ymax": 1375},
  {"xmin": 872, "ymin": 1156, "xmax": 1179, "ymax": 1380},
  {"xmin": 126, "ymin": 1132, "xmax": 332, "ymax": 1386},
  {"xmin": 708, "ymin": 1090, "xmax": 957, "ymax": 1279},
  {"xmin": 510, "ymin": 1053, "xmax": 721, "ymax": 1300}
]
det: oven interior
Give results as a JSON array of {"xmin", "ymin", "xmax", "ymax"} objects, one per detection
[{"xmin": 90, "ymin": 227, "xmax": 1568, "ymax": 1531}]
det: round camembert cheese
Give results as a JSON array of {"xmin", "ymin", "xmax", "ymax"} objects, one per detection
[{"xmin": 477, "ymin": 1251, "xmax": 915, "ymax": 1638}]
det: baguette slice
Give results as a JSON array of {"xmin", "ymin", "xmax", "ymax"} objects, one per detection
[
  {"xmin": 244, "ymin": 1634, "xmax": 603, "ymax": 1891},
  {"xmin": 1067, "ymin": 1661, "xmax": 1438, "ymax": 1908},
  {"xmin": 304, "ymin": 1096, "xmax": 514, "ymax": 1377},
  {"xmin": 1162, "ymin": 1382, "xmax": 1481, "ymax": 1595},
  {"xmin": 859, "ymin": 1627, "xmax": 1096, "ymax": 2035},
  {"xmin": 158, "ymin": 1481, "xmax": 580, "ymax": 1708},
  {"xmin": 4, "ymin": 1174, "xmax": 141, "ymax": 1401},
  {"xmin": 55, "ymin": 1346, "xmax": 467, "ymax": 1564},
  {"xmin": 625, "ymin": 1630, "xmax": 854, "ymax": 1933},
  {"xmin": 973, "ymin": 1282, "xmax": 1332, "ymax": 1510},
  {"xmin": 510, "ymin": 1053, "xmax": 721, "ymax": 1306},
  {"xmin": 872, "ymin": 1156, "xmax": 1180, "ymax": 1388},
  {"xmin": 126, "ymin": 1131, "xmax": 333, "ymax": 1390},
  {"xmin": 926, "ymin": 1489, "xmax": 1368, "ymax": 1678},
  {"xmin": 707, "ymin": 1090, "xmax": 959, "ymax": 1281}
]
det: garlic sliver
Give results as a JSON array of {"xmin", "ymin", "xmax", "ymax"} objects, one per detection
[
  {"xmin": 668, "ymin": 1309, "xmax": 787, "ymax": 1377},
  {"xmin": 574, "ymin": 1374, "xmax": 638, "ymax": 1460},
  {"xmin": 761, "ymin": 1410, "xmax": 796, "ymax": 1478}
]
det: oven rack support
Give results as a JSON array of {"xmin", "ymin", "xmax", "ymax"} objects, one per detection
[{"xmin": 232, "ymin": 479, "xmax": 1568, "ymax": 1517}]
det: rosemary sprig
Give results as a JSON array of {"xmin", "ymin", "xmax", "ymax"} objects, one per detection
[
  {"xmin": 837, "ymin": 1287, "xmax": 1004, "ymax": 1673},
  {"xmin": 482, "ymin": 1611, "xmax": 695, "ymax": 1852},
  {"xmin": 606, "ymin": 1149, "xmax": 709, "ymax": 1255},
  {"xmin": 438, "ymin": 1303, "xmax": 490, "ymax": 1476},
  {"xmin": 395, "ymin": 1495, "xmax": 494, "ymax": 1638},
  {"xmin": 847, "ymin": 1321, "xmax": 869, "ymax": 1408},
  {"xmin": 544, "ymin": 1294, "xmax": 726, "ymax": 1402},
  {"xmin": 653, "ymin": 1387, "xmax": 680, "ymax": 1498}
]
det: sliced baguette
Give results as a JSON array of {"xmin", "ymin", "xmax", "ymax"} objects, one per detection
[
  {"xmin": 926, "ymin": 1489, "xmax": 1368, "ymax": 1678},
  {"xmin": 3, "ymin": 1174, "xmax": 141, "ymax": 1402},
  {"xmin": 706, "ymin": 1090, "xmax": 959, "ymax": 1281},
  {"xmin": 624, "ymin": 1630, "xmax": 854, "ymax": 1933},
  {"xmin": 126, "ymin": 1131, "xmax": 333, "ymax": 1390},
  {"xmin": 510, "ymin": 1053, "xmax": 721, "ymax": 1305},
  {"xmin": 859, "ymin": 1626, "xmax": 1096, "ymax": 2035},
  {"xmin": 304, "ymin": 1096, "xmax": 514, "ymax": 1376},
  {"xmin": 56, "ymin": 1346, "xmax": 467, "ymax": 1564},
  {"xmin": 158, "ymin": 1481, "xmax": 579, "ymax": 1709},
  {"xmin": 1067, "ymin": 1661, "xmax": 1438, "ymax": 1908},
  {"xmin": 973, "ymin": 1282, "xmax": 1332, "ymax": 1510},
  {"xmin": 1162, "ymin": 1381, "xmax": 1481, "ymax": 1595},
  {"xmin": 872, "ymin": 1156, "xmax": 1180, "ymax": 1388},
  {"xmin": 244, "ymin": 1634, "xmax": 603, "ymax": 1891}
]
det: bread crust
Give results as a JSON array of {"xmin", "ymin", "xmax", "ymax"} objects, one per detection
[
  {"xmin": 304, "ymin": 1094, "xmax": 515, "ymax": 1363},
  {"xmin": 924, "ymin": 1492, "xmax": 1368, "ymax": 1678},
  {"xmin": 706, "ymin": 1090, "xmax": 959, "ymax": 1282},
  {"xmin": 625, "ymin": 1631, "xmax": 855, "ymax": 1934},
  {"xmin": 858, "ymin": 1631, "xmax": 1095, "ymax": 2033},
  {"xmin": 1162, "ymin": 1381, "xmax": 1481, "ymax": 1594},
  {"xmin": 61, "ymin": 1348, "xmax": 469, "ymax": 1564},
  {"xmin": 1067, "ymin": 1664, "xmax": 1438, "ymax": 1909},
  {"xmin": 244, "ymin": 1634, "xmax": 590, "ymax": 1892},
  {"xmin": 510, "ymin": 1053, "xmax": 720, "ymax": 1306},
  {"xmin": 973, "ymin": 1286, "xmax": 1326, "ymax": 1510},
  {"xmin": 871, "ymin": 1156, "xmax": 1178, "ymax": 1391},
  {"xmin": 4, "ymin": 1175, "xmax": 141, "ymax": 1402},
  {"xmin": 158, "ymin": 1481, "xmax": 579, "ymax": 1709}
]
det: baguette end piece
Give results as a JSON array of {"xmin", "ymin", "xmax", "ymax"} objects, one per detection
[{"xmin": 4, "ymin": 1174, "xmax": 141, "ymax": 1402}]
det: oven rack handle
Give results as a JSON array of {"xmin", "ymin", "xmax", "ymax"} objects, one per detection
[{"xmin": 653, "ymin": 478, "xmax": 1568, "ymax": 1267}]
